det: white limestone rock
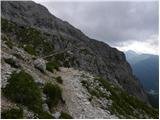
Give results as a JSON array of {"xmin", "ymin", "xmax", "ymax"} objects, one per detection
[{"xmin": 34, "ymin": 58, "xmax": 46, "ymax": 73}]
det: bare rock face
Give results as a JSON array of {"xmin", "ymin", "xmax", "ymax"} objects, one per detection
[{"xmin": 1, "ymin": 1, "xmax": 147, "ymax": 103}]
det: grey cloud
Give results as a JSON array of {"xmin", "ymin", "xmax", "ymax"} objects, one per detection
[{"xmin": 35, "ymin": 1, "xmax": 158, "ymax": 47}]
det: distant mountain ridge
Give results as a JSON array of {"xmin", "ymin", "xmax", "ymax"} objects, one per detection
[
  {"xmin": 125, "ymin": 50, "xmax": 159, "ymax": 108},
  {"xmin": 126, "ymin": 50, "xmax": 158, "ymax": 66},
  {"xmin": 125, "ymin": 50, "xmax": 140, "ymax": 60},
  {"xmin": 125, "ymin": 50, "xmax": 159, "ymax": 92}
]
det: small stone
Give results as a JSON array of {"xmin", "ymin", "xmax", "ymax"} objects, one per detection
[
  {"xmin": 42, "ymin": 103, "xmax": 49, "ymax": 112},
  {"xmin": 42, "ymin": 94, "xmax": 47, "ymax": 101},
  {"xmin": 52, "ymin": 112, "xmax": 61, "ymax": 119},
  {"xmin": 84, "ymin": 101, "xmax": 90, "ymax": 105},
  {"xmin": 35, "ymin": 79, "xmax": 45, "ymax": 87}
]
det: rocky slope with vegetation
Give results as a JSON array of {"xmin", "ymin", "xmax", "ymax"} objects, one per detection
[
  {"xmin": 1, "ymin": 1, "xmax": 158, "ymax": 119},
  {"xmin": 1, "ymin": 40, "xmax": 158, "ymax": 118}
]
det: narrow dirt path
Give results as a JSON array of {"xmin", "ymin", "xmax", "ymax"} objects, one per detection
[{"xmin": 56, "ymin": 68, "xmax": 117, "ymax": 119}]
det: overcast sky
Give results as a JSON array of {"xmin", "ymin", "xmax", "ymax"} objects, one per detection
[{"xmin": 34, "ymin": 0, "xmax": 159, "ymax": 55}]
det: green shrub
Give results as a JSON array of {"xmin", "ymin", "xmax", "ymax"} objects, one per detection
[
  {"xmin": 32, "ymin": 56, "xmax": 37, "ymax": 60},
  {"xmin": 59, "ymin": 112, "xmax": 73, "ymax": 119},
  {"xmin": 1, "ymin": 18, "xmax": 17, "ymax": 33},
  {"xmin": 4, "ymin": 58, "xmax": 19, "ymax": 68},
  {"xmin": 60, "ymin": 35, "xmax": 65, "ymax": 42},
  {"xmin": 2, "ymin": 70, "xmax": 43, "ymax": 113},
  {"xmin": 43, "ymin": 83, "xmax": 62, "ymax": 109},
  {"xmin": 2, "ymin": 70, "xmax": 54, "ymax": 118},
  {"xmin": 56, "ymin": 76, "xmax": 63, "ymax": 84},
  {"xmin": 46, "ymin": 61, "xmax": 60, "ymax": 72},
  {"xmin": 1, "ymin": 108, "xmax": 23, "ymax": 119},
  {"xmin": 38, "ymin": 111, "xmax": 53, "ymax": 119},
  {"xmin": 54, "ymin": 53, "xmax": 65, "ymax": 61},
  {"xmin": 24, "ymin": 45, "xmax": 37, "ymax": 56}
]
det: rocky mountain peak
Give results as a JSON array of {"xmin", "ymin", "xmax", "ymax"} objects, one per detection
[{"xmin": 1, "ymin": 1, "xmax": 87, "ymax": 40}]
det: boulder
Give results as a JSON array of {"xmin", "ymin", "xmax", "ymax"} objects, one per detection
[{"xmin": 34, "ymin": 58, "xmax": 46, "ymax": 73}]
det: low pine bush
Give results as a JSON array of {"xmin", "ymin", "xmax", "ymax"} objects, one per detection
[
  {"xmin": 59, "ymin": 112, "xmax": 73, "ymax": 119},
  {"xmin": 55, "ymin": 76, "xmax": 63, "ymax": 84},
  {"xmin": 3, "ymin": 70, "xmax": 43, "ymax": 113},
  {"xmin": 43, "ymin": 83, "xmax": 62, "ymax": 109},
  {"xmin": 46, "ymin": 61, "xmax": 60, "ymax": 72},
  {"xmin": 1, "ymin": 108, "xmax": 23, "ymax": 119}
]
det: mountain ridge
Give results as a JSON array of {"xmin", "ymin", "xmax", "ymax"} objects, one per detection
[
  {"xmin": 1, "ymin": 1, "xmax": 148, "ymax": 102},
  {"xmin": 125, "ymin": 50, "xmax": 159, "ymax": 92}
]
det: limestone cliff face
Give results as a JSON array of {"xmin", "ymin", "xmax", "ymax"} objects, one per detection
[{"xmin": 1, "ymin": 1, "xmax": 147, "ymax": 102}]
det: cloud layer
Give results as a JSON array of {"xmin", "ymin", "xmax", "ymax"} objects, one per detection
[{"xmin": 34, "ymin": 1, "xmax": 159, "ymax": 54}]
